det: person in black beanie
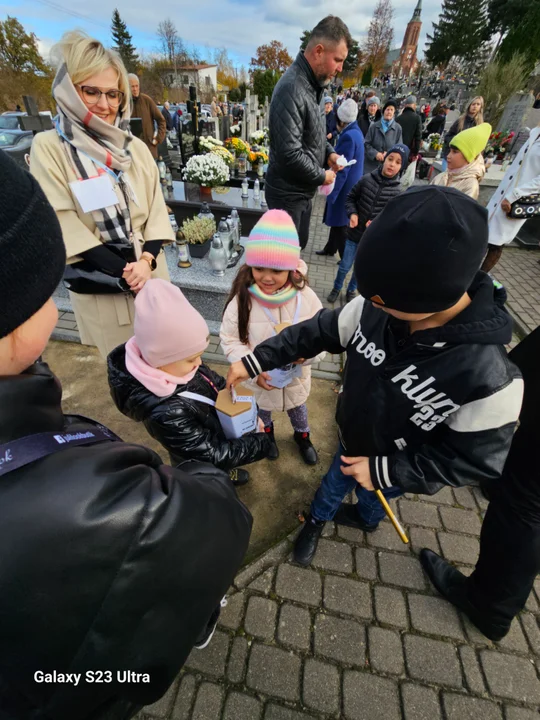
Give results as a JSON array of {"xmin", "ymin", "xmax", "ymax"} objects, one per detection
[
  {"xmin": 225, "ymin": 185, "xmax": 523, "ymax": 567},
  {"xmin": 0, "ymin": 149, "xmax": 252, "ymax": 719}
]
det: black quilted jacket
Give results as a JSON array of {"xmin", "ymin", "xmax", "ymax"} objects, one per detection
[
  {"xmin": 345, "ymin": 168, "xmax": 402, "ymax": 243},
  {"xmin": 108, "ymin": 346, "xmax": 270, "ymax": 471},
  {"xmin": 265, "ymin": 52, "xmax": 334, "ymax": 198}
]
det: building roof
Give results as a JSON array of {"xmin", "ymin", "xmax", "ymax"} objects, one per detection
[{"xmin": 178, "ymin": 64, "xmax": 217, "ymax": 71}]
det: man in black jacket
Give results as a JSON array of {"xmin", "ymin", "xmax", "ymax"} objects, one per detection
[
  {"xmin": 227, "ymin": 186, "xmax": 523, "ymax": 567},
  {"xmin": 396, "ymin": 96, "xmax": 422, "ymax": 188},
  {"xmin": 265, "ymin": 15, "xmax": 352, "ymax": 249},
  {"xmin": 0, "ymin": 150, "xmax": 252, "ymax": 719}
]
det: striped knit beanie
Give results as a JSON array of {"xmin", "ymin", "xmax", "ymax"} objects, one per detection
[{"xmin": 245, "ymin": 210, "xmax": 300, "ymax": 271}]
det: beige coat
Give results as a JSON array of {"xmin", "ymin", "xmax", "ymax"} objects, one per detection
[
  {"xmin": 30, "ymin": 130, "xmax": 174, "ymax": 357},
  {"xmin": 430, "ymin": 154, "xmax": 486, "ymax": 200},
  {"xmin": 220, "ymin": 286, "xmax": 325, "ymax": 412}
]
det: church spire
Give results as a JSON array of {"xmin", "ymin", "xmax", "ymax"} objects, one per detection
[{"xmin": 412, "ymin": 0, "xmax": 422, "ymax": 21}]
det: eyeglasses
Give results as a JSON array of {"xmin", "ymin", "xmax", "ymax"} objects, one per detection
[{"xmin": 77, "ymin": 85, "xmax": 125, "ymax": 108}]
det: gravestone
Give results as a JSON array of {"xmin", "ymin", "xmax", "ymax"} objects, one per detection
[
  {"xmin": 497, "ymin": 92, "xmax": 535, "ymax": 133},
  {"xmin": 220, "ymin": 114, "xmax": 231, "ymax": 141},
  {"xmin": 241, "ymin": 90, "xmax": 250, "ymax": 141},
  {"xmin": 178, "ymin": 117, "xmax": 197, "ymax": 166},
  {"xmin": 19, "ymin": 95, "xmax": 53, "ymax": 135}
]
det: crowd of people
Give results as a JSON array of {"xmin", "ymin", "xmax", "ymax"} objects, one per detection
[{"xmin": 0, "ymin": 14, "xmax": 539, "ymax": 720}]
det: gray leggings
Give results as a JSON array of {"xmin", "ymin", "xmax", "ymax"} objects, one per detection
[{"xmin": 259, "ymin": 403, "xmax": 310, "ymax": 433}]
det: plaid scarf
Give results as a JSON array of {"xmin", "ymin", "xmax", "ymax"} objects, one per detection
[{"xmin": 52, "ymin": 62, "xmax": 135, "ymax": 248}]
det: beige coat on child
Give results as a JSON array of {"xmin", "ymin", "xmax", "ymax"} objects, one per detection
[
  {"xmin": 431, "ymin": 154, "xmax": 486, "ymax": 200},
  {"xmin": 220, "ymin": 286, "xmax": 325, "ymax": 412}
]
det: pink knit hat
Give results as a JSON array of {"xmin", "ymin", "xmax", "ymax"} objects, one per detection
[
  {"xmin": 245, "ymin": 209, "xmax": 300, "ymax": 271},
  {"xmin": 134, "ymin": 279, "xmax": 209, "ymax": 367}
]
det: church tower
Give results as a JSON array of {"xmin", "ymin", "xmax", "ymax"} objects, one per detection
[{"xmin": 397, "ymin": 0, "xmax": 422, "ymax": 78}]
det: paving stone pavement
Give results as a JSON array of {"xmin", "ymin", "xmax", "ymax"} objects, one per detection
[{"xmin": 135, "ymin": 486, "xmax": 540, "ymax": 719}]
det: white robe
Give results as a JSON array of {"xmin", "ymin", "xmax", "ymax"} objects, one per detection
[{"xmin": 487, "ymin": 126, "xmax": 540, "ymax": 247}]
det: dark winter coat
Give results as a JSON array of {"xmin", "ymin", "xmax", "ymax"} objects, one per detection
[
  {"xmin": 442, "ymin": 114, "xmax": 477, "ymax": 158},
  {"xmin": 0, "ymin": 361, "xmax": 252, "ymax": 719},
  {"xmin": 162, "ymin": 107, "xmax": 173, "ymax": 131},
  {"xmin": 239, "ymin": 273, "xmax": 523, "ymax": 497},
  {"xmin": 358, "ymin": 108, "xmax": 381, "ymax": 139},
  {"xmin": 363, "ymin": 119, "xmax": 403, "ymax": 174},
  {"xmin": 108, "ymin": 346, "xmax": 270, "ymax": 471},
  {"xmin": 266, "ymin": 52, "xmax": 334, "ymax": 200},
  {"xmin": 424, "ymin": 113, "xmax": 447, "ymax": 138},
  {"xmin": 326, "ymin": 110, "xmax": 338, "ymax": 145},
  {"xmin": 344, "ymin": 168, "xmax": 402, "ymax": 242},
  {"xmin": 396, "ymin": 106, "xmax": 422, "ymax": 156},
  {"xmin": 323, "ymin": 121, "xmax": 365, "ymax": 228}
]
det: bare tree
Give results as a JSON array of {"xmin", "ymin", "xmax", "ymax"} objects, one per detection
[
  {"xmin": 363, "ymin": 0, "xmax": 395, "ymax": 76},
  {"xmin": 156, "ymin": 18, "xmax": 187, "ymax": 65}
]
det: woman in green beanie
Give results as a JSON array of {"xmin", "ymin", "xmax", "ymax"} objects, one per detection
[{"xmin": 431, "ymin": 122, "xmax": 492, "ymax": 200}]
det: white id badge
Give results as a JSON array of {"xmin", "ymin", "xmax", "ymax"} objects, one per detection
[{"xmin": 69, "ymin": 175, "xmax": 119, "ymax": 213}]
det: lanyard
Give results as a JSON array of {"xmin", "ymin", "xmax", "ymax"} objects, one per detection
[
  {"xmin": 178, "ymin": 391, "xmax": 216, "ymax": 407},
  {"xmin": 0, "ymin": 418, "xmax": 120, "ymax": 478},
  {"xmin": 261, "ymin": 294, "xmax": 302, "ymax": 334}
]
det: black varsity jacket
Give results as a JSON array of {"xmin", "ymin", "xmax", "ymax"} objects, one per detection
[{"xmin": 240, "ymin": 273, "xmax": 523, "ymax": 496}]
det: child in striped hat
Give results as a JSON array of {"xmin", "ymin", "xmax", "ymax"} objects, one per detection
[{"xmin": 221, "ymin": 210, "xmax": 325, "ymax": 465}]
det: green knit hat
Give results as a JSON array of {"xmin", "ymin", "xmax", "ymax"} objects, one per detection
[{"xmin": 450, "ymin": 122, "xmax": 492, "ymax": 163}]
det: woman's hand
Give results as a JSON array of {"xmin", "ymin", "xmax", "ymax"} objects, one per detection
[
  {"xmin": 123, "ymin": 260, "xmax": 152, "ymax": 294},
  {"xmin": 501, "ymin": 199, "xmax": 512, "ymax": 215},
  {"xmin": 256, "ymin": 372, "xmax": 275, "ymax": 391},
  {"xmin": 376, "ymin": 152, "xmax": 385, "ymax": 162},
  {"xmin": 349, "ymin": 214, "xmax": 359, "ymax": 229},
  {"xmin": 258, "ymin": 417, "xmax": 265, "ymax": 433}
]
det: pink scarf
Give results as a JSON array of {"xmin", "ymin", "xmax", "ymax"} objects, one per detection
[{"xmin": 125, "ymin": 337, "xmax": 197, "ymax": 397}]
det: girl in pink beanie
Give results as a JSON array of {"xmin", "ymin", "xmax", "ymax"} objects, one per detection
[
  {"xmin": 108, "ymin": 279, "xmax": 270, "ymax": 485},
  {"xmin": 220, "ymin": 210, "xmax": 325, "ymax": 465}
]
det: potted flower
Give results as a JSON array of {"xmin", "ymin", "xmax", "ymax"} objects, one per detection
[
  {"xmin": 198, "ymin": 136, "xmax": 235, "ymax": 168},
  {"xmin": 178, "ymin": 216, "xmax": 217, "ymax": 258},
  {"xmin": 230, "ymin": 123, "xmax": 242, "ymax": 136},
  {"xmin": 250, "ymin": 128, "xmax": 269, "ymax": 146},
  {"xmin": 182, "ymin": 154, "xmax": 230, "ymax": 197},
  {"xmin": 486, "ymin": 130, "xmax": 515, "ymax": 160},
  {"xmin": 224, "ymin": 137, "xmax": 251, "ymax": 156}
]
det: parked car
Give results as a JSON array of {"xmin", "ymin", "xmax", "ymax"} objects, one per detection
[{"xmin": 0, "ymin": 129, "xmax": 33, "ymax": 169}]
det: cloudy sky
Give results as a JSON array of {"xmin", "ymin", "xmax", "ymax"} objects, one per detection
[{"xmin": 1, "ymin": 0, "xmax": 442, "ymax": 67}]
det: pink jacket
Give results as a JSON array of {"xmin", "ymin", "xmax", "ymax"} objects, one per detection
[{"xmin": 220, "ymin": 286, "xmax": 325, "ymax": 412}]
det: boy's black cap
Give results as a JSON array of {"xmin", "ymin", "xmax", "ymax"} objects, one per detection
[
  {"xmin": 0, "ymin": 150, "xmax": 66, "ymax": 339},
  {"xmin": 354, "ymin": 186, "xmax": 488, "ymax": 313}
]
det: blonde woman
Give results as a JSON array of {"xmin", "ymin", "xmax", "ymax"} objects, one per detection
[
  {"xmin": 30, "ymin": 31, "xmax": 173, "ymax": 358},
  {"xmin": 442, "ymin": 96, "xmax": 485, "ymax": 159}
]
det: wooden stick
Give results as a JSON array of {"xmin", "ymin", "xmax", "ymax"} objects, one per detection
[{"xmin": 375, "ymin": 489, "xmax": 409, "ymax": 544}]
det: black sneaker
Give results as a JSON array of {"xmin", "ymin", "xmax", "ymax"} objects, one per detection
[
  {"xmin": 334, "ymin": 503, "xmax": 378, "ymax": 533},
  {"xmin": 293, "ymin": 515, "xmax": 325, "ymax": 566},
  {"xmin": 316, "ymin": 249, "xmax": 333, "ymax": 256},
  {"xmin": 264, "ymin": 423, "xmax": 279, "ymax": 460},
  {"xmin": 293, "ymin": 431, "xmax": 318, "ymax": 465},
  {"xmin": 194, "ymin": 597, "xmax": 227, "ymax": 650},
  {"xmin": 327, "ymin": 288, "xmax": 340, "ymax": 304},
  {"xmin": 229, "ymin": 468, "xmax": 249, "ymax": 486},
  {"xmin": 346, "ymin": 291, "xmax": 357, "ymax": 303}
]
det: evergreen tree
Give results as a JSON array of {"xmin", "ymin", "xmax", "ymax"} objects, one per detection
[
  {"xmin": 498, "ymin": 2, "xmax": 540, "ymax": 73},
  {"xmin": 425, "ymin": 0, "xmax": 490, "ymax": 68},
  {"xmin": 111, "ymin": 9, "xmax": 139, "ymax": 73},
  {"xmin": 361, "ymin": 64, "xmax": 373, "ymax": 86}
]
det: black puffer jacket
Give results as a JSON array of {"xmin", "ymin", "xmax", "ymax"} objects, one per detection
[
  {"xmin": 266, "ymin": 52, "xmax": 334, "ymax": 198},
  {"xmin": 0, "ymin": 362, "xmax": 252, "ymax": 719},
  {"xmin": 345, "ymin": 168, "xmax": 402, "ymax": 243},
  {"xmin": 108, "ymin": 345, "xmax": 269, "ymax": 471}
]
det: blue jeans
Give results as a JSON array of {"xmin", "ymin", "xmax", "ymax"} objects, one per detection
[
  {"xmin": 311, "ymin": 444, "xmax": 403, "ymax": 526},
  {"xmin": 333, "ymin": 238, "xmax": 358, "ymax": 293}
]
